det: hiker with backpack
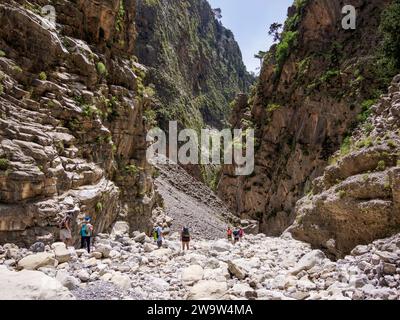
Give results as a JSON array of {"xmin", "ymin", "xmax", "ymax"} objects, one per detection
[
  {"xmin": 80, "ymin": 217, "xmax": 94, "ymax": 253},
  {"xmin": 181, "ymin": 226, "xmax": 191, "ymax": 251},
  {"xmin": 155, "ymin": 223, "xmax": 163, "ymax": 248},
  {"xmin": 59, "ymin": 212, "xmax": 73, "ymax": 246},
  {"xmin": 227, "ymin": 227, "xmax": 233, "ymax": 242},
  {"xmin": 233, "ymin": 227, "xmax": 240, "ymax": 244},
  {"xmin": 239, "ymin": 227, "xmax": 244, "ymax": 241}
]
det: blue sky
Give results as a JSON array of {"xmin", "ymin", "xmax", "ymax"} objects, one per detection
[{"xmin": 208, "ymin": 0, "xmax": 294, "ymax": 73}]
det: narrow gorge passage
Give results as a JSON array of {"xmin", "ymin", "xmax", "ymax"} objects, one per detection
[{"xmin": 1, "ymin": 0, "xmax": 400, "ymax": 303}]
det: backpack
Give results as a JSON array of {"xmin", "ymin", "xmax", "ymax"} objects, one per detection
[
  {"xmin": 80, "ymin": 224, "xmax": 87, "ymax": 236},
  {"xmin": 233, "ymin": 230, "xmax": 239, "ymax": 237},
  {"xmin": 182, "ymin": 227, "xmax": 190, "ymax": 236},
  {"xmin": 86, "ymin": 224, "xmax": 93, "ymax": 237}
]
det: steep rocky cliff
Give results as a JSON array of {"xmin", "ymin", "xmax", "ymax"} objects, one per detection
[
  {"xmin": 0, "ymin": 0, "xmax": 158, "ymax": 246},
  {"xmin": 218, "ymin": 0, "xmax": 397, "ymax": 237},
  {"xmin": 288, "ymin": 74, "xmax": 400, "ymax": 258},
  {"xmin": 135, "ymin": 0, "xmax": 253, "ymax": 131}
]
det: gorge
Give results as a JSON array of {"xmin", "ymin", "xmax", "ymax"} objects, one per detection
[{"xmin": 1, "ymin": 0, "xmax": 400, "ymax": 301}]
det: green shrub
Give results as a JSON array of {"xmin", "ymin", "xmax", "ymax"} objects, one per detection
[
  {"xmin": 74, "ymin": 95, "xmax": 85, "ymax": 106},
  {"xmin": 95, "ymin": 202, "xmax": 103, "ymax": 213},
  {"xmin": 12, "ymin": 65, "xmax": 22, "ymax": 73},
  {"xmin": 143, "ymin": 109, "xmax": 157, "ymax": 127},
  {"xmin": 320, "ymin": 69, "xmax": 340, "ymax": 83},
  {"xmin": 152, "ymin": 168, "xmax": 161, "ymax": 179},
  {"xmin": 82, "ymin": 105, "xmax": 102, "ymax": 118},
  {"xmin": 0, "ymin": 84, "xmax": 3, "ymax": 95},
  {"xmin": 275, "ymin": 31, "xmax": 298, "ymax": 70},
  {"xmin": 387, "ymin": 140, "xmax": 397, "ymax": 148},
  {"xmin": 338, "ymin": 190, "xmax": 346, "ymax": 199},
  {"xmin": 0, "ymin": 158, "xmax": 9, "ymax": 170},
  {"xmin": 357, "ymin": 99, "xmax": 376, "ymax": 123},
  {"xmin": 380, "ymin": 0, "xmax": 400, "ymax": 71},
  {"xmin": 340, "ymin": 136, "xmax": 352, "ymax": 156},
  {"xmin": 266, "ymin": 103, "xmax": 281, "ymax": 113},
  {"xmin": 143, "ymin": 86, "xmax": 156, "ymax": 98},
  {"xmin": 126, "ymin": 164, "xmax": 140, "ymax": 176},
  {"xmin": 384, "ymin": 179, "xmax": 391, "ymax": 190},
  {"xmin": 115, "ymin": 0, "xmax": 125, "ymax": 33},
  {"xmin": 363, "ymin": 123, "xmax": 374, "ymax": 134},
  {"xmin": 397, "ymin": 159, "xmax": 400, "ymax": 167},
  {"xmin": 356, "ymin": 137, "xmax": 373, "ymax": 149},
  {"xmin": 96, "ymin": 62, "xmax": 108, "ymax": 76},
  {"xmin": 38, "ymin": 72, "xmax": 47, "ymax": 81},
  {"xmin": 0, "ymin": 50, "xmax": 5, "ymax": 57},
  {"xmin": 376, "ymin": 160, "xmax": 386, "ymax": 171}
]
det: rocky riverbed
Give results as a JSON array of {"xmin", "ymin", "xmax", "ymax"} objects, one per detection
[{"xmin": 1, "ymin": 221, "xmax": 400, "ymax": 300}]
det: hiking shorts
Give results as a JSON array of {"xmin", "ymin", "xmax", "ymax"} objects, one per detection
[{"xmin": 60, "ymin": 229, "xmax": 72, "ymax": 241}]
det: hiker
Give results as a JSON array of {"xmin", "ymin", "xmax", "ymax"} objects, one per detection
[
  {"xmin": 80, "ymin": 217, "xmax": 94, "ymax": 253},
  {"xmin": 155, "ymin": 223, "xmax": 163, "ymax": 248},
  {"xmin": 233, "ymin": 227, "xmax": 240, "ymax": 244},
  {"xmin": 181, "ymin": 226, "xmax": 191, "ymax": 251},
  {"xmin": 239, "ymin": 227, "xmax": 244, "ymax": 241},
  {"xmin": 227, "ymin": 227, "xmax": 233, "ymax": 242},
  {"xmin": 59, "ymin": 212, "xmax": 73, "ymax": 246}
]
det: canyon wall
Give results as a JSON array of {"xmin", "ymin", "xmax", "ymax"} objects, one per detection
[
  {"xmin": 0, "ymin": 0, "xmax": 158, "ymax": 246},
  {"xmin": 218, "ymin": 0, "xmax": 394, "ymax": 237}
]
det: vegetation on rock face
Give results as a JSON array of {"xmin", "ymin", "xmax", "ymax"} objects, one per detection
[
  {"xmin": 38, "ymin": 72, "xmax": 47, "ymax": 81},
  {"xmin": 376, "ymin": 0, "xmax": 400, "ymax": 85},
  {"xmin": 96, "ymin": 62, "xmax": 108, "ymax": 76},
  {"xmin": 126, "ymin": 164, "xmax": 140, "ymax": 176},
  {"xmin": 0, "ymin": 158, "xmax": 9, "ymax": 171}
]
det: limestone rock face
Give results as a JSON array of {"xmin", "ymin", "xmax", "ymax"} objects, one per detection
[
  {"xmin": 218, "ymin": 0, "xmax": 392, "ymax": 236},
  {"xmin": 0, "ymin": 0, "xmax": 158, "ymax": 246},
  {"xmin": 0, "ymin": 266, "xmax": 75, "ymax": 300},
  {"xmin": 288, "ymin": 74, "xmax": 400, "ymax": 257}
]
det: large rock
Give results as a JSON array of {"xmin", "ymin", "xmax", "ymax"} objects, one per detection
[
  {"xmin": 182, "ymin": 265, "xmax": 204, "ymax": 283},
  {"xmin": 51, "ymin": 242, "xmax": 72, "ymax": 264},
  {"xmin": 17, "ymin": 252, "xmax": 56, "ymax": 270},
  {"xmin": 211, "ymin": 240, "xmax": 232, "ymax": 253},
  {"xmin": 133, "ymin": 232, "xmax": 146, "ymax": 244},
  {"xmin": 56, "ymin": 270, "xmax": 80, "ymax": 290},
  {"xmin": 111, "ymin": 222, "xmax": 130, "ymax": 238},
  {"xmin": 110, "ymin": 273, "xmax": 131, "ymax": 291},
  {"xmin": 227, "ymin": 260, "xmax": 247, "ymax": 280},
  {"xmin": 188, "ymin": 280, "xmax": 228, "ymax": 300},
  {"xmin": 29, "ymin": 242, "xmax": 45, "ymax": 253},
  {"xmin": 290, "ymin": 250, "xmax": 326, "ymax": 275},
  {"xmin": 95, "ymin": 244, "xmax": 112, "ymax": 258},
  {"xmin": 0, "ymin": 266, "xmax": 74, "ymax": 300}
]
